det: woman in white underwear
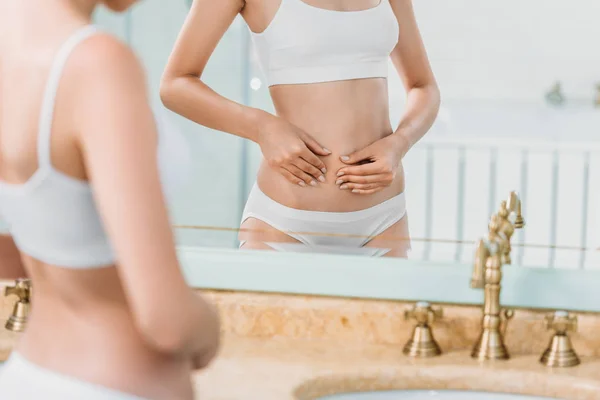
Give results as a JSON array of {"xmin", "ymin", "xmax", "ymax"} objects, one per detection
[
  {"xmin": 162, "ymin": 0, "xmax": 439, "ymax": 257},
  {"xmin": 0, "ymin": 1, "xmax": 219, "ymax": 399}
]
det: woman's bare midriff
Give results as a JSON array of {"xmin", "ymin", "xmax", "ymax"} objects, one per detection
[
  {"xmin": 257, "ymin": 77, "xmax": 405, "ymax": 212},
  {"xmin": 15, "ymin": 257, "xmax": 194, "ymax": 400}
]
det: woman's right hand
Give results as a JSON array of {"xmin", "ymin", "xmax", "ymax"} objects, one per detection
[
  {"xmin": 257, "ymin": 116, "xmax": 331, "ymax": 187},
  {"xmin": 191, "ymin": 299, "xmax": 221, "ymax": 370}
]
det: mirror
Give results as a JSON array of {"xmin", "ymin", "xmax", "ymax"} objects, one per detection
[{"xmin": 94, "ymin": 1, "xmax": 600, "ymax": 310}]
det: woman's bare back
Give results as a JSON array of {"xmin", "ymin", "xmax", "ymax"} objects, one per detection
[{"xmin": 0, "ymin": 4, "xmax": 196, "ymax": 399}]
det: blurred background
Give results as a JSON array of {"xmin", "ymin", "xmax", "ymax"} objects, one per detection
[{"xmin": 95, "ymin": 0, "xmax": 600, "ymax": 269}]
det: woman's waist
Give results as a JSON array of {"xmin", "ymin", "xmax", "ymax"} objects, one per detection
[
  {"xmin": 19, "ymin": 301, "xmax": 171, "ymax": 361},
  {"xmin": 270, "ymin": 76, "xmax": 390, "ymax": 115},
  {"xmin": 271, "ymin": 81, "xmax": 392, "ymax": 139},
  {"xmin": 256, "ymin": 161, "xmax": 405, "ymax": 212},
  {"xmin": 276, "ymin": 113, "xmax": 393, "ymax": 153},
  {"xmin": 15, "ymin": 305, "xmax": 193, "ymax": 398}
]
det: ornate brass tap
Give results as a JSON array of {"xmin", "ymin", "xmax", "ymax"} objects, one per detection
[
  {"xmin": 403, "ymin": 301, "xmax": 443, "ymax": 358},
  {"xmin": 470, "ymin": 191, "xmax": 524, "ymax": 361},
  {"xmin": 540, "ymin": 311, "xmax": 580, "ymax": 368},
  {"xmin": 4, "ymin": 278, "xmax": 31, "ymax": 332}
]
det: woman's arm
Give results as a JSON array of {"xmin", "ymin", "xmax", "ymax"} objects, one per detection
[
  {"xmin": 336, "ymin": 0, "xmax": 440, "ymax": 194},
  {"xmin": 161, "ymin": 0, "xmax": 260, "ymax": 141},
  {"xmin": 73, "ymin": 35, "xmax": 218, "ymax": 364},
  {"xmin": 388, "ymin": 0, "xmax": 440, "ymax": 153},
  {"xmin": 0, "ymin": 235, "xmax": 27, "ymax": 279},
  {"xmin": 160, "ymin": 0, "xmax": 330, "ymax": 187}
]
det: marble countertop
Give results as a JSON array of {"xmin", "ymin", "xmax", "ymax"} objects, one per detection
[
  {"xmin": 193, "ymin": 334, "xmax": 600, "ymax": 400},
  {"xmin": 3, "ymin": 289, "xmax": 600, "ymax": 399},
  {"xmin": 3, "ymin": 332, "xmax": 599, "ymax": 399}
]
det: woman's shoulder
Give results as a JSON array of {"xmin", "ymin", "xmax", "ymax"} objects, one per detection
[
  {"xmin": 60, "ymin": 28, "xmax": 151, "ymax": 142},
  {"xmin": 67, "ymin": 29, "xmax": 144, "ymax": 85}
]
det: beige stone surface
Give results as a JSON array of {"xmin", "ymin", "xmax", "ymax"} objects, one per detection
[
  {"xmin": 203, "ymin": 290, "xmax": 600, "ymax": 357},
  {"xmin": 194, "ymin": 334, "xmax": 600, "ymax": 400},
  {"xmin": 2, "ymin": 285, "xmax": 600, "ymax": 399}
]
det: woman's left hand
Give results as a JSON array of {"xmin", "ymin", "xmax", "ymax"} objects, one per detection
[{"xmin": 335, "ymin": 134, "xmax": 409, "ymax": 195}]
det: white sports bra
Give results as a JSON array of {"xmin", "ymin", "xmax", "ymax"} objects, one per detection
[
  {"xmin": 250, "ymin": 0, "xmax": 399, "ymax": 86},
  {"xmin": 0, "ymin": 26, "xmax": 190, "ymax": 268}
]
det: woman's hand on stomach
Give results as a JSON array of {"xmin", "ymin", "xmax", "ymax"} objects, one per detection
[
  {"xmin": 336, "ymin": 134, "xmax": 409, "ymax": 195},
  {"xmin": 257, "ymin": 114, "xmax": 331, "ymax": 187}
]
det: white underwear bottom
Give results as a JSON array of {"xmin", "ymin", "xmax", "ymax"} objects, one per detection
[
  {"xmin": 240, "ymin": 184, "xmax": 408, "ymax": 256},
  {"xmin": 0, "ymin": 352, "xmax": 147, "ymax": 400}
]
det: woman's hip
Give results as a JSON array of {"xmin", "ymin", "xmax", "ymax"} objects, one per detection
[
  {"xmin": 13, "ymin": 314, "xmax": 195, "ymax": 400},
  {"xmin": 0, "ymin": 352, "xmax": 149, "ymax": 400}
]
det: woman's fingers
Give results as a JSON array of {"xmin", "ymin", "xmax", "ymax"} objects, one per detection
[
  {"xmin": 280, "ymin": 168, "xmax": 306, "ymax": 187},
  {"xmin": 300, "ymin": 132, "xmax": 332, "ymax": 157},
  {"xmin": 300, "ymin": 147, "xmax": 327, "ymax": 174},
  {"xmin": 335, "ymin": 172, "xmax": 391, "ymax": 194},
  {"xmin": 336, "ymin": 162, "xmax": 383, "ymax": 177},
  {"xmin": 335, "ymin": 174, "xmax": 389, "ymax": 185},
  {"xmin": 350, "ymin": 187, "xmax": 385, "ymax": 195},
  {"xmin": 280, "ymin": 159, "xmax": 324, "ymax": 187},
  {"xmin": 284, "ymin": 165, "xmax": 317, "ymax": 187},
  {"xmin": 337, "ymin": 182, "xmax": 382, "ymax": 191},
  {"xmin": 337, "ymin": 182, "xmax": 387, "ymax": 194},
  {"xmin": 294, "ymin": 159, "xmax": 325, "ymax": 182}
]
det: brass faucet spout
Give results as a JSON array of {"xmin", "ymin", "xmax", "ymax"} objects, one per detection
[{"xmin": 470, "ymin": 192, "xmax": 524, "ymax": 361}]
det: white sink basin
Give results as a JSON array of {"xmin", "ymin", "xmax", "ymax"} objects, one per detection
[{"xmin": 317, "ymin": 390, "xmax": 560, "ymax": 400}]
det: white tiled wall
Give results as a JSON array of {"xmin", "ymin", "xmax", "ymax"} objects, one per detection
[{"xmin": 413, "ymin": 0, "xmax": 600, "ymax": 102}]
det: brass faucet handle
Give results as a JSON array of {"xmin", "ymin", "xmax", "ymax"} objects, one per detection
[
  {"xmin": 405, "ymin": 302, "xmax": 442, "ymax": 325},
  {"xmin": 545, "ymin": 311, "xmax": 577, "ymax": 335},
  {"xmin": 403, "ymin": 301, "xmax": 443, "ymax": 358},
  {"xmin": 4, "ymin": 279, "xmax": 32, "ymax": 302},
  {"xmin": 4, "ymin": 279, "xmax": 32, "ymax": 333},
  {"xmin": 506, "ymin": 191, "xmax": 525, "ymax": 228},
  {"xmin": 540, "ymin": 311, "xmax": 580, "ymax": 367}
]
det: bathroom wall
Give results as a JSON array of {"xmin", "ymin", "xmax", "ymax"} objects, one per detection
[
  {"xmin": 93, "ymin": 1, "xmax": 600, "ymax": 261},
  {"xmin": 400, "ymin": 0, "xmax": 600, "ymax": 269},
  {"xmin": 414, "ymin": 0, "xmax": 599, "ymax": 102}
]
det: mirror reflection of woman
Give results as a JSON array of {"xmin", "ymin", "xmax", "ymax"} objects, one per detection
[
  {"xmin": 163, "ymin": 0, "xmax": 439, "ymax": 257},
  {"xmin": 0, "ymin": 1, "xmax": 219, "ymax": 398}
]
